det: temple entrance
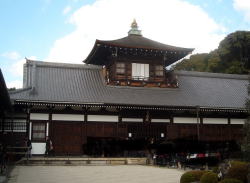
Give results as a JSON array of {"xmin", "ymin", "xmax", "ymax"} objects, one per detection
[{"xmin": 85, "ymin": 137, "xmax": 150, "ymax": 157}]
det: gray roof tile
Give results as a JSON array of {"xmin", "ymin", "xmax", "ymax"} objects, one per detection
[{"xmin": 9, "ymin": 60, "xmax": 248, "ymax": 109}]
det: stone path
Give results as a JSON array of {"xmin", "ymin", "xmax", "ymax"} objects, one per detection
[{"xmin": 8, "ymin": 165, "xmax": 184, "ymax": 183}]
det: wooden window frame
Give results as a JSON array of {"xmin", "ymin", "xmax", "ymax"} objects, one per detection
[
  {"xmin": 31, "ymin": 121, "xmax": 47, "ymax": 142},
  {"xmin": 116, "ymin": 62, "xmax": 125, "ymax": 75},
  {"xmin": 155, "ymin": 65, "xmax": 164, "ymax": 77}
]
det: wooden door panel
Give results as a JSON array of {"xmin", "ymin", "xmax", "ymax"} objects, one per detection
[{"xmin": 52, "ymin": 121, "xmax": 82, "ymax": 155}]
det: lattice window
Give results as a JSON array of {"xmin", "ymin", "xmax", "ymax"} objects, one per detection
[
  {"xmin": 155, "ymin": 65, "xmax": 164, "ymax": 76},
  {"xmin": 32, "ymin": 122, "xmax": 46, "ymax": 142},
  {"xmin": 116, "ymin": 62, "xmax": 125, "ymax": 74},
  {"xmin": 0, "ymin": 121, "xmax": 26, "ymax": 132},
  {"xmin": 132, "ymin": 63, "xmax": 149, "ymax": 80}
]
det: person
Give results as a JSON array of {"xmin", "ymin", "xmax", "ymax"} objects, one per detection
[
  {"xmin": 45, "ymin": 136, "xmax": 53, "ymax": 157},
  {"xmin": 153, "ymin": 153, "xmax": 157, "ymax": 165},
  {"xmin": 25, "ymin": 137, "xmax": 32, "ymax": 158},
  {"xmin": 0, "ymin": 143, "xmax": 6, "ymax": 174}
]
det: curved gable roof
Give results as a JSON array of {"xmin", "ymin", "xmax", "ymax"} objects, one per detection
[
  {"xmin": 84, "ymin": 34, "xmax": 194, "ymax": 65},
  {"xmin": 96, "ymin": 35, "xmax": 194, "ymax": 52}
]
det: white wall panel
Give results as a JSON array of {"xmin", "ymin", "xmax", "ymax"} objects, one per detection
[
  {"xmin": 88, "ymin": 115, "xmax": 118, "ymax": 122},
  {"xmin": 231, "ymin": 118, "xmax": 245, "ymax": 124},
  {"xmin": 31, "ymin": 143, "xmax": 45, "ymax": 155},
  {"xmin": 174, "ymin": 117, "xmax": 198, "ymax": 124},
  {"xmin": 6, "ymin": 113, "xmax": 27, "ymax": 118},
  {"xmin": 151, "ymin": 119, "xmax": 170, "ymax": 123},
  {"xmin": 4, "ymin": 119, "xmax": 26, "ymax": 123},
  {"xmin": 30, "ymin": 113, "xmax": 49, "ymax": 120},
  {"xmin": 52, "ymin": 114, "xmax": 84, "ymax": 121},
  {"xmin": 46, "ymin": 122, "xmax": 49, "ymax": 136},
  {"xmin": 14, "ymin": 119, "xmax": 27, "ymax": 123},
  {"xmin": 203, "ymin": 118, "xmax": 228, "ymax": 124},
  {"xmin": 29, "ymin": 122, "xmax": 32, "ymax": 140},
  {"xmin": 145, "ymin": 64, "xmax": 149, "ymax": 78},
  {"xmin": 122, "ymin": 118, "xmax": 143, "ymax": 122}
]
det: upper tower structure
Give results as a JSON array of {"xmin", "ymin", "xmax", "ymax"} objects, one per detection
[
  {"xmin": 84, "ymin": 21, "xmax": 194, "ymax": 88},
  {"xmin": 128, "ymin": 19, "xmax": 142, "ymax": 36}
]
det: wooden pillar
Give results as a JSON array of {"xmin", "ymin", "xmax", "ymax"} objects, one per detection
[
  {"xmin": 1, "ymin": 112, "xmax": 5, "ymax": 145},
  {"xmin": 83, "ymin": 107, "xmax": 88, "ymax": 150},
  {"xmin": 81, "ymin": 107, "xmax": 86, "ymax": 154},
  {"xmin": 48, "ymin": 107, "xmax": 52, "ymax": 137},
  {"xmin": 1, "ymin": 112, "xmax": 4, "ymax": 134},
  {"xmin": 228, "ymin": 116, "xmax": 231, "ymax": 140},
  {"xmin": 228, "ymin": 117, "xmax": 231, "ymax": 124},
  {"xmin": 170, "ymin": 116, "xmax": 173, "ymax": 124},
  {"xmin": 26, "ymin": 106, "xmax": 30, "ymax": 139},
  {"xmin": 11, "ymin": 110, "xmax": 14, "ymax": 133},
  {"xmin": 196, "ymin": 106, "xmax": 200, "ymax": 141}
]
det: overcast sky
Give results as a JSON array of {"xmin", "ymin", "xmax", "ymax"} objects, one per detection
[{"xmin": 0, "ymin": 0, "xmax": 250, "ymax": 88}]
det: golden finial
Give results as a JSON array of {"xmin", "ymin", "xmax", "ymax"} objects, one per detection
[
  {"xmin": 128, "ymin": 19, "xmax": 142, "ymax": 36},
  {"xmin": 131, "ymin": 19, "xmax": 138, "ymax": 29}
]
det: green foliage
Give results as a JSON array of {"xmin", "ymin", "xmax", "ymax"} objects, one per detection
[
  {"xmin": 192, "ymin": 170, "xmax": 210, "ymax": 181},
  {"xmin": 174, "ymin": 53, "xmax": 209, "ymax": 72},
  {"xmin": 218, "ymin": 31, "xmax": 250, "ymax": 71},
  {"xmin": 200, "ymin": 172, "xmax": 218, "ymax": 183},
  {"xmin": 180, "ymin": 171, "xmax": 196, "ymax": 183},
  {"xmin": 212, "ymin": 167, "xmax": 219, "ymax": 174},
  {"xmin": 172, "ymin": 31, "xmax": 250, "ymax": 74},
  {"xmin": 219, "ymin": 178, "xmax": 243, "ymax": 183},
  {"xmin": 226, "ymin": 161, "xmax": 249, "ymax": 183},
  {"xmin": 8, "ymin": 87, "xmax": 16, "ymax": 91},
  {"xmin": 180, "ymin": 170, "xmax": 209, "ymax": 183}
]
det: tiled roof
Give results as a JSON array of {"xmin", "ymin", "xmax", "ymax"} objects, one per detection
[
  {"xmin": 0, "ymin": 69, "xmax": 11, "ymax": 110},
  {"xmin": 84, "ymin": 35, "xmax": 194, "ymax": 65},
  {"xmin": 96, "ymin": 35, "xmax": 193, "ymax": 52},
  {"xmin": 9, "ymin": 60, "xmax": 248, "ymax": 109}
]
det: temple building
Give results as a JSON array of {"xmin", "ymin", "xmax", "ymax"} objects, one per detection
[{"xmin": 2, "ymin": 21, "xmax": 248, "ymax": 156}]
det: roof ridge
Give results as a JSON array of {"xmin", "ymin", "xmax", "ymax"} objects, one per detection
[
  {"xmin": 175, "ymin": 70, "xmax": 249, "ymax": 80},
  {"xmin": 25, "ymin": 59, "xmax": 102, "ymax": 70},
  {"xmin": 8, "ymin": 87, "xmax": 32, "ymax": 94}
]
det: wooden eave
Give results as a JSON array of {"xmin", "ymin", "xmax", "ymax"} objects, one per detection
[
  {"xmin": 84, "ymin": 36, "xmax": 194, "ymax": 65},
  {"xmin": 14, "ymin": 100, "xmax": 247, "ymax": 113}
]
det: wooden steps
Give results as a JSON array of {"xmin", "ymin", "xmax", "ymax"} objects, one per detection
[{"xmin": 18, "ymin": 157, "xmax": 148, "ymax": 166}]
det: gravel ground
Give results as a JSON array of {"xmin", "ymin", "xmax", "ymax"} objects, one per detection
[{"xmin": 7, "ymin": 165, "xmax": 184, "ymax": 183}]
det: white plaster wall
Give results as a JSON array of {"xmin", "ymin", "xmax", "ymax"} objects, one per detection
[
  {"xmin": 29, "ymin": 122, "xmax": 32, "ymax": 140},
  {"xmin": 6, "ymin": 113, "xmax": 27, "ymax": 118},
  {"xmin": 231, "ymin": 118, "xmax": 245, "ymax": 124},
  {"xmin": 46, "ymin": 122, "xmax": 49, "ymax": 136},
  {"xmin": 4, "ymin": 119, "xmax": 26, "ymax": 123},
  {"xmin": 52, "ymin": 114, "xmax": 84, "ymax": 121},
  {"xmin": 151, "ymin": 119, "xmax": 170, "ymax": 123},
  {"xmin": 88, "ymin": 115, "xmax": 118, "ymax": 122},
  {"xmin": 174, "ymin": 117, "xmax": 198, "ymax": 124},
  {"xmin": 31, "ymin": 143, "xmax": 46, "ymax": 155},
  {"xmin": 203, "ymin": 118, "xmax": 228, "ymax": 124},
  {"xmin": 14, "ymin": 119, "xmax": 27, "ymax": 123},
  {"xmin": 30, "ymin": 113, "xmax": 49, "ymax": 120},
  {"xmin": 122, "ymin": 118, "xmax": 143, "ymax": 122}
]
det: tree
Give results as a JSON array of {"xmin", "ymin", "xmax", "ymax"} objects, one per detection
[
  {"xmin": 8, "ymin": 87, "xmax": 16, "ymax": 91},
  {"xmin": 172, "ymin": 31, "xmax": 250, "ymax": 74},
  {"xmin": 173, "ymin": 53, "xmax": 209, "ymax": 72}
]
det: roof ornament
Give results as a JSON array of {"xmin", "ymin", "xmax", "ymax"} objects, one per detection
[{"xmin": 128, "ymin": 19, "xmax": 142, "ymax": 36}]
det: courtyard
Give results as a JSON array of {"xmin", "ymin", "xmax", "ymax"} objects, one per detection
[{"xmin": 7, "ymin": 165, "xmax": 184, "ymax": 183}]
